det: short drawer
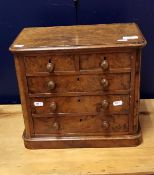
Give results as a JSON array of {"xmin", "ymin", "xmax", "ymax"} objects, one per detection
[
  {"xmin": 79, "ymin": 52, "xmax": 133, "ymax": 71},
  {"xmin": 27, "ymin": 73, "xmax": 130, "ymax": 94},
  {"xmin": 24, "ymin": 54, "xmax": 76, "ymax": 73},
  {"xmin": 33, "ymin": 115, "xmax": 129, "ymax": 135},
  {"xmin": 31, "ymin": 95, "xmax": 130, "ymax": 114}
]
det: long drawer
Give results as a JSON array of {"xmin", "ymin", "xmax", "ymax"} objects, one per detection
[
  {"xmin": 31, "ymin": 95, "xmax": 130, "ymax": 115},
  {"xmin": 33, "ymin": 114, "xmax": 129, "ymax": 135},
  {"xmin": 27, "ymin": 73, "xmax": 131, "ymax": 94}
]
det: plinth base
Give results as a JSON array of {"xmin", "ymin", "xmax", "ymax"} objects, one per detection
[{"xmin": 23, "ymin": 128, "xmax": 142, "ymax": 149}]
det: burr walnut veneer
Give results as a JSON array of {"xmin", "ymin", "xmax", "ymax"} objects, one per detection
[{"xmin": 10, "ymin": 23, "xmax": 146, "ymax": 149}]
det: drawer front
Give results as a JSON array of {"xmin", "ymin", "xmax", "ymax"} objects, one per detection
[
  {"xmin": 27, "ymin": 73, "xmax": 130, "ymax": 94},
  {"xmin": 80, "ymin": 52, "xmax": 132, "ymax": 70},
  {"xmin": 24, "ymin": 55, "xmax": 76, "ymax": 73},
  {"xmin": 33, "ymin": 115, "xmax": 129, "ymax": 135},
  {"xmin": 31, "ymin": 95, "xmax": 129, "ymax": 114}
]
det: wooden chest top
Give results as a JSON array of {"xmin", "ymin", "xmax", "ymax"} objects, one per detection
[{"xmin": 10, "ymin": 23, "xmax": 146, "ymax": 52}]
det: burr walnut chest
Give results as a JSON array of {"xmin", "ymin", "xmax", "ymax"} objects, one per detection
[{"xmin": 10, "ymin": 23, "xmax": 146, "ymax": 149}]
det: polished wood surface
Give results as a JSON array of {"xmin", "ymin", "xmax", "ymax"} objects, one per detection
[
  {"xmin": 80, "ymin": 52, "xmax": 132, "ymax": 70},
  {"xmin": 24, "ymin": 52, "xmax": 132, "ymax": 74},
  {"xmin": 9, "ymin": 23, "xmax": 146, "ymax": 52},
  {"xmin": 30, "ymin": 95, "xmax": 129, "ymax": 114},
  {"xmin": 24, "ymin": 54, "xmax": 76, "ymax": 73},
  {"xmin": 27, "ymin": 73, "xmax": 130, "ymax": 94},
  {"xmin": 10, "ymin": 24, "xmax": 146, "ymax": 148},
  {"xmin": 33, "ymin": 114, "xmax": 129, "ymax": 135},
  {"xmin": 0, "ymin": 101, "xmax": 154, "ymax": 175}
]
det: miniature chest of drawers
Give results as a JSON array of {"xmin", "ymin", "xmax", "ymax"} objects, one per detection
[{"xmin": 10, "ymin": 23, "xmax": 146, "ymax": 149}]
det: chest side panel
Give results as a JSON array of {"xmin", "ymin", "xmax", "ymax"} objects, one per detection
[{"xmin": 14, "ymin": 56, "xmax": 34, "ymax": 137}]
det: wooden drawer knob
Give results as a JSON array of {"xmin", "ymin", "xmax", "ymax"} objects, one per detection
[
  {"xmin": 101, "ymin": 78, "xmax": 109, "ymax": 88},
  {"xmin": 101, "ymin": 60, "xmax": 109, "ymax": 70},
  {"xmin": 48, "ymin": 81, "xmax": 56, "ymax": 90},
  {"xmin": 50, "ymin": 102, "xmax": 57, "ymax": 112},
  {"xmin": 102, "ymin": 121, "xmax": 109, "ymax": 130},
  {"xmin": 52, "ymin": 122, "xmax": 59, "ymax": 130},
  {"xmin": 102, "ymin": 100, "xmax": 109, "ymax": 110},
  {"xmin": 47, "ymin": 62, "xmax": 54, "ymax": 73}
]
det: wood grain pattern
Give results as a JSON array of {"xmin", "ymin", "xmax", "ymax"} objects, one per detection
[
  {"xmin": 33, "ymin": 114, "xmax": 129, "ymax": 135},
  {"xmin": 9, "ymin": 23, "xmax": 146, "ymax": 53},
  {"xmin": 30, "ymin": 95, "xmax": 129, "ymax": 114},
  {"xmin": 133, "ymin": 49, "xmax": 142, "ymax": 133},
  {"xmin": 14, "ymin": 56, "xmax": 34, "ymax": 137},
  {"xmin": 9, "ymin": 23, "xmax": 146, "ymax": 148},
  {"xmin": 27, "ymin": 73, "xmax": 131, "ymax": 94},
  {"xmin": 80, "ymin": 52, "xmax": 132, "ymax": 70},
  {"xmin": 24, "ymin": 52, "xmax": 132, "ymax": 73},
  {"xmin": 0, "ymin": 102, "xmax": 154, "ymax": 175},
  {"xmin": 24, "ymin": 54, "xmax": 76, "ymax": 73}
]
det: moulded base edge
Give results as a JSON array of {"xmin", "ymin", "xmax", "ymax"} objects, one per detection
[{"xmin": 23, "ymin": 128, "xmax": 142, "ymax": 149}]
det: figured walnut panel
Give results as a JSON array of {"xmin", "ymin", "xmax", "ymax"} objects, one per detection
[
  {"xmin": 24, "ymin": 55, "xmax": 76, "ymax": 73},
  {"xmin": 80, "ymin": 52, "xmax": 132, "ymax": 70},
  {"xmin": 31, "ymin": 95, "xmax": 129, "ymax": 114},
  {"xmin": 10, "ymin": 23, "xmax": 146, "ymax": 148},
  {"xmin": 10, "ymin": 23, "xmax": 146, "ymax": 52},
  {"xmin": 33, "ymin": 115, "xmax": 129, "ymax": 135},
  {"xmin": 27, "ymin": 73, "xmax": 131, "ymax": 94}
]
